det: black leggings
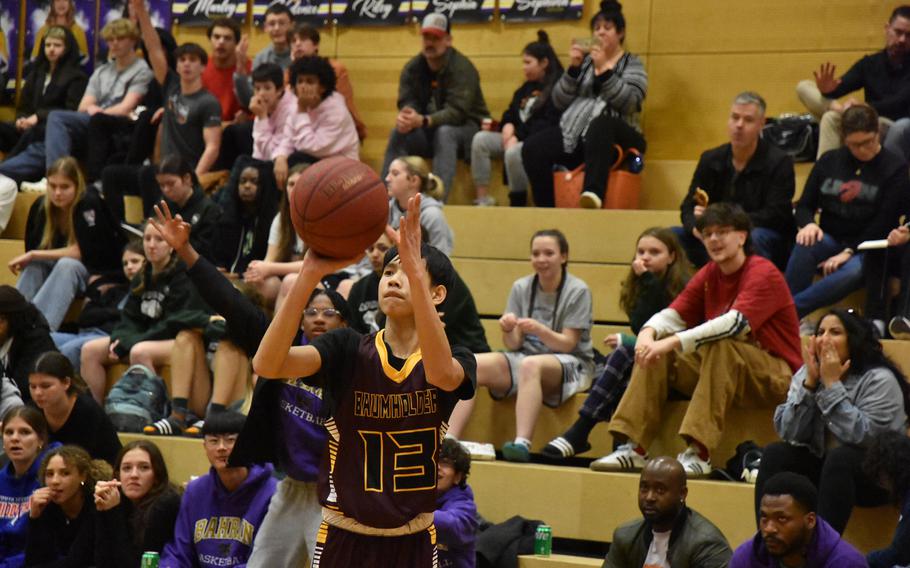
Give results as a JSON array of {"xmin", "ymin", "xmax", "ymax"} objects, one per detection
[
  {"xmin": 754, "ymin": 442, "xmax": 889, "ymax": 534},
  {"xmin": 521, "ymin": 114, "xmax": 646, "ymax": 207},
  {"xmin": 865, "ymin": 244, "xmax": 910, "ymax": 321}
]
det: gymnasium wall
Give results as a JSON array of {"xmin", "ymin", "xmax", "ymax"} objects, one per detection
[{"xmin": 174, "ymin": 0, "xmax": 894, "ymax": 170}]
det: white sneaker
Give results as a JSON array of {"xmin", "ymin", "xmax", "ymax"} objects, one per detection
[
  {"xmin": 677, "ymin": 446, "xmax": 712, "ymax": 477},
  {"xmin": 579, "ymin": 191, "xmax": 602, "ymax": 209},
  {"xmin": 473, "ymin": 195, "xmax": 496, "ymax": 207},
  {"xmin": 590, "ymin": 443, "xmax": 648, "ymax": 472},
  {"xmin": 20, "ymin": 177, "xmax": 47, "ymax": 193},
  {"xmin": 458, "ymin": 440, "xmax": 496, "ymax": 461}
]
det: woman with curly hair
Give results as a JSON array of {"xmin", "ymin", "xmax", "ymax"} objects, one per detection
[
  {"xmin": 863, "ymin": 431, "xmax": 910, "ymax": 568},
  {"xmin": 272, "ymin": 55, "xmax": 359, "ymax": 187},
  {"xmin": 754, "ymin": 308, "xmax": 910, "ymax": 534},
  {"xmin": 24, "ymin": 444, "xmax": 112, "ymax": 566}
]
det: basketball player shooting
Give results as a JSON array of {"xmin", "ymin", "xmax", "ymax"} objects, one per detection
[{"xmin": 253, "ymin": 194, "xmax": 477, "ymax": 567}]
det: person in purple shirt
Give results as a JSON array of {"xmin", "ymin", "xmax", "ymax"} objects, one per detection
[
  {"xmin": 436, "ymin": 438, "xmax": 478, "ymax": 568},
  {"xmin": 159, "ymin": 412, "xmax": 276, "ymax": 568},
  {"xmin": 731, "ymin": 472, "xmax": 866, "ymax": 568}
]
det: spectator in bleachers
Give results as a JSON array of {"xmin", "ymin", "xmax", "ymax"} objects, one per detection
[
  {"xmin": 79, "ymin": 220, "xmax": 212, "ymax": 404},
  {"xmin": 250, "ymin": 63, "xmax": 297, "ymax": 161},
  {"xmin": 435, "ymin": 438, "xmax": 478, "ymax": 568},
  {"xmin": 797, "ymin": 5, "xmax": 910, "ymax": 159},
  {"xmin": 46, "ymin": 18, "xmax": 153, "ymax": 175},
  {"xmin": 754, "ymin": 308, "xmax": 907, "ymax": 535},
  {"xmin": 92, "ymin": 440, "xmax": 181, "ymax": 567},
  {"xmin": 203, "ymin": 17, "xmax": 246, "ymax": 123},
  {"xmin": 786, "ymin": 105, "xmax": 906, "ymax": 320},
  {"xmin": 233, "ymin": 289, "xmax": 350, "ymax": 567},
  {"xmin": 675, "ymin": 92, "xmax": 795, "ymax": 269},
  {"xmin": 243, "ymin": 165, "xmax": 306, "ymax": 306},
  {"xmin": 446, "ymin": 229, "xmax": 594, "ymax": 462},
  {"xmin": 863, "ymin": 431, "xmax": 910, "ymax": 568},
  {"xmin": 9, "ymin": 157, "xmax": 125, "ymax": 333},
  {"xmin": 731, "ymin": 472, "xmax": 866, "ymax": 568},
  {"xmin": 234, "ymin": 4, "xmax": 293, "ymax": 86},
  {"xmin": 159, "ymin": 412, "xmax": 276, "ymax": 568},
  {"xmin": 387, "ymin": 156, "xmax": 454, "ymax": 255},
  {"xmin": 272, "ymin": 56, "xmax": 359, "ymax": 188},
  {"xmin": 29, "ymin": 351, "xmax": 121, "ymax": 464},
  {"xmin": 213, "ymin": 157, "xmax": 279, "ymax": 277},
  {"xmin": 0, "ymin": 26, "xmax": 86, "ymax": 211},
  {"xmin": 0, "ymin": 18, "xmax": 152, "ymax": 188},
  {"xmin": 286, "ymin": 24, "xmax": 367, "ymax": 141},
  {"xmin": 381, "ymin": 13, "xmax": 488, "ymax": 201},
  {"xmin": 603, "ymin": 457, "xmax": 731, "ymax": 567},
  {"xmin": 24, "ymin": 445, "xmax": 111, "ymax": 567},
  {"xmin": 864, "ymin": 215, "xmax": 910, "ymax": 339},
  {"xmin": 0, "ymin": 407, "xmax": 55, "ymax": 567},
  {"xmin": 521, "ymin": 0, "xmax": 647, "ymax": 209},
  {"xmin": 596, "ymin": 204, "xmax": 800, "ymax": 477},
  {"xmin": 51, "ymin": 240, "xmax": 145, "ymax": 374},
  {"xmin": 544, "ymin": 227, "xmax": 692, "ymax": 460},
  {"xmin": 469, "ymin": 30, "xmax": 563, "ymax": 207},
  {"xmin": 0, "ymin": 286, "xmax": 56, "ymax": 403},
  {"xmin": 29, "ymin": 0, "xmax": 88, "ymax": 64},
  {"xmin": 348, "ymin": 232, "xmax": 394, "ymax": 334}
]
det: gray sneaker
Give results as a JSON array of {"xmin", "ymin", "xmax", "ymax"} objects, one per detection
[{"xmin": 473, "ymin": 195, "xmax": 496, "ymax": 207}]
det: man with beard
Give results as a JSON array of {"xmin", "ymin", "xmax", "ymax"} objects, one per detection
[
  {"xmin": 603, "ymin": 457, "xmax": 731, "ymax": 568},
  {"xmin": 731, "ymin": 472, "xmax": 866, "ymax": 567},
  {"xmin": 796, "ymin": 5, "xmax": 910, "ymax": 158}
]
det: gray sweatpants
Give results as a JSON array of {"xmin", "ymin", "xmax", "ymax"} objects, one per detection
[
  {"xmin": 247, "ymin": 477, "xmax": 322, "ymax": 568},
  {"xmin": 470, "ymin": 130, "xmax": 529, "ymax": 197}
]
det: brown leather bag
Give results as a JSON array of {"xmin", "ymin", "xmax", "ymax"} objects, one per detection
[{"xmin": 553, "ymin": 145, "xmax": 641, "ymax": 209}]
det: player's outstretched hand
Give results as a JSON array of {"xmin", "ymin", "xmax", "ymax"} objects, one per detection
[
  {"xmin": 151, "ymin": 200, "xmax": 191, "ymax": 252},
  {"xmin": 399, "ymin": 194, "xmax": 424, "ymax": 280},
  {"xmin": 300, "ymin": 248, "xmax": 361, "ymax": 280}
]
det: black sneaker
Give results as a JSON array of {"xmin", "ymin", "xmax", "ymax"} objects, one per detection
[{"xmin": 889, "ymin": 316, "xmax": 910, "ymax": 340}]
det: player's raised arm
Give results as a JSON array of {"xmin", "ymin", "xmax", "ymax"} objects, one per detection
[
  {"xmin": 253, "ymin": 251, "xmax": 356, "ymax": 378},
  {"xmin": 399, "ymin": 195, "xmax": 465, "ymax": 391}
]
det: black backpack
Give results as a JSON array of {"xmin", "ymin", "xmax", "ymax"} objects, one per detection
[{"xmin": 104, "ymin": 364, "xmax": 170, "ymax": 432}]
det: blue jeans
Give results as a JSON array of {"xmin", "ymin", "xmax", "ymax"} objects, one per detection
[
  {"xmin": 784, "ymin": 234, "xmax": 864, "ymax": 318},
  {"xmin": 17, "ymin": 257, "xmax": 89, "ymax": 331},
  {"xmin": 52, "ymin": 327, "xmax": 108, "ymax": 373},
  {"xmin": 381, "ymin": 123, "xmax": 478, "ymax": 202},
  {"xmin": 44, "ymin": 110, "xmax": 90, "ymax": 169},
  {"xmin": 672, "ymin": 226, "xmax": 789, "ymax": 270},
  {"xmin": 0, "ymin": 142, "xmax": 46, "ymax": 184}
]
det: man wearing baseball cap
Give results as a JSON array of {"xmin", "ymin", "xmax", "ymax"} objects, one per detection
[{"xmin": 381, "ymin": 12, "xmax": 489, "ymax": 202}]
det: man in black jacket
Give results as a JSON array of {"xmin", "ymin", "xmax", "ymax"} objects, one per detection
[
  {"xmin": 674, "ymin": 92, "xmax": 795, "ymax": 269},
  {"xmin": 603, "ymin": 457, "xmax": 731, "ymax": 568}
]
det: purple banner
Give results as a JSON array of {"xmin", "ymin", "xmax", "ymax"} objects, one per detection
[
  {"xmin": 172, "ymin": 0, "xmax": 247, "ymax": 26},
  {"xmin": 25, "ymin": 0, "xmax": 95, "ymax": 73},
  {"xmin": 499, "ymin": 0, "xmax": 583, "ymax": 22},
  {"xmin": 0, "ymin": 0, "xmax": 16, "ymax": 99},
  {"xmin": 336, "ymin": 0, "xmax": 410, "ymax": 26},
  {"xmin": 412, "ymin": 0, "xmax": 494, "ymax": 23},
  {"xmin": 252, "ymin": 0, "xmax": 330, "ymax": 26},
  {"xmin": 100, "ymin": 0, "xmax": 172, "ymax": 30}
]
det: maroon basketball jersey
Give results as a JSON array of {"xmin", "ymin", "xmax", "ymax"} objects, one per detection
[{"xmin": 311, "ymin": 328, "xmax": 476, "ymax": 529}]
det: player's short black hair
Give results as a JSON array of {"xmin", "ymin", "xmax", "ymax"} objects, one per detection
[
  {"xmin": 207, "ymin": 17, "xmax": 241, "ymax": 43},
  {"xmin": 252, "ymin": 62, "xmax": 284, "ymax": 89},
  {"xmin": 265, "ymin": 3, "xmax": 293, "ymax": 19},
  {"xmin": 174, "ymin": 42, "xmax": 208, "ymax": 66},
  {"xmin": 202, "ymin": 410, "xmax": 246, "ymax": 436},
  {"xmin": 761, "ymin": 472, "xmax": 818, "ymax": 514},
  {"xmin": 382, "ymin": 243, "xmax": 456, "ymax": 300},
  {"xmin": 289, "ymin": 56, "xmax": 336, "ymax": 99},
  {"xmin": 439, "ymin": 438, "xmax": 471, "ymax": 487}
]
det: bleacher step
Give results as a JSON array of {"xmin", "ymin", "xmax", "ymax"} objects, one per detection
[{"xmin": 518, "ymin": 554, "xmax": 601, "ymax": 567}]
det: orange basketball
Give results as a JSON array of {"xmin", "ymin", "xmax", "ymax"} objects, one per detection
[{"xmin": 289, "ymin": 157, "xmax": 389, "ymax": 259}]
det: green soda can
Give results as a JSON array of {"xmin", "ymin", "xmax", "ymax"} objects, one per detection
[
  {"xmin": 141, "ymin": 551, "xmax": 160, "ymax": 568},
  {"xmin": 534, "ymin": 524, "xmax": 552, "ymax": 556}
]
